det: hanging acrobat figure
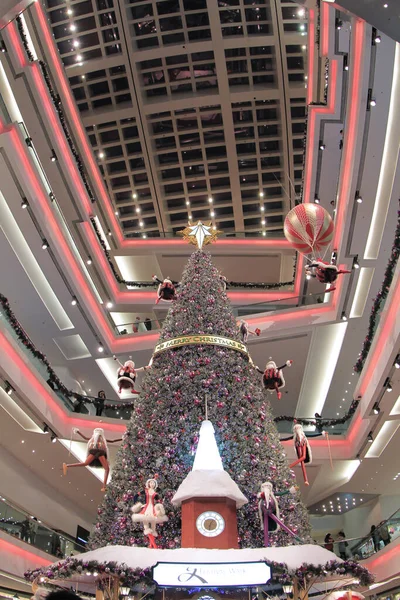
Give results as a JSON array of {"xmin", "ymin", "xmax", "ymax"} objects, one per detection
[
  {"xmin": 131, "ymin": 478, "xmax": 168, "ymax": 548},
  {"xmin": 305, "ymin": 259, "xmax": 351, "ymax": 292},
  {"xmin": 256, "ymin": 358, "xmax": 292, "ymax": 400},
  {"xmin": 289, "ymin": 422, "xmax": 312, "ymax": 486},
  {"xmin": 113, "ymin": 355, "xmax": 149, "ymax": 394},
  {"xmin": 239, "ymin": 320, "xmax": 261, "ymax": 344},
  {"xmin": 257, "ymin": 481, "xmax": 300, "ymax": 547},
  {"xmin": 63, "ymin": 428, "xmax": 122, "ymax": 492},
  {"xmin": 152, "ymin": 275, "xmax": 178, "ymax": 304}
]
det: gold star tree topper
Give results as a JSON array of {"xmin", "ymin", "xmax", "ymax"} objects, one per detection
[{"xmin": 178, "ymin": 221, "xmax": 222, "ymax": 249}]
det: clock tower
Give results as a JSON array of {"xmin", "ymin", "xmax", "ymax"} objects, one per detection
[{"xmin": 172, "ymin": 420, "xmax": 248, "ymax": 549}]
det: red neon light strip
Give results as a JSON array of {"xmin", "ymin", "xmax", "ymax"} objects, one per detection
[
  {"xmin": 7, "ymin": 22, "xmax": 27, "ymax": 68},
  {"xmin": 333, "ymin": 20, "xmax": 365, "ymax": 248},
  {"xmin": 0, "ymin": 537, "xmax": 52, "ymax": 566},
  {"xmin": 0, "ymin": 328, "xmax": 125, "ymax": 433},
  {"xmin": 321, "ymin": 2, "xmax": 330, "ymax": 57},
  {"xmin": 7, "ymin": 126, "xmax": 113, "ymax": 345},
  {"xmin": 365, "ymin": 543, "xmax": 400, "ymax": 568},
  {"xmin": 307, "ymin": 9, "xmax": 315, "ymax": 105},
  {"xmin": 358, "ymin": 275, "xmax": 400, "ymax": 396}
]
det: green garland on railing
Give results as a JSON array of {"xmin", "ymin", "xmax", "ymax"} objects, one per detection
[
  {"xmin": 0, "ymin": 294, "xmax": 134, "ymax": 411},
  {"xmin": 89, "ymin": 218, "xmax": 295, "ymax": 290},
  {"xmin": 354, "ymin": 208, "xmax": 400, "ymax": 372},
  {"xmin": 24, "ymin": 557, "xmax": 373, "ymax": 589}
]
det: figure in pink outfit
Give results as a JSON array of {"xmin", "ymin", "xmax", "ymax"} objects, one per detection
[
  {"xmin": 113, "ymin": 355, "xmax": 149, "ymax": 394},
  {"xmin": 289, "ymin": 423, "xmax": 312, "ymax": 486},
  {"xmin": 131, "ymin": 478, "xmax": 168, "ymax": 548}
]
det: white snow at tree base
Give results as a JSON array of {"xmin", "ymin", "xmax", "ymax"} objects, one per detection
[
  {"xmin": 72, "ymin": 543, "xmax": 341, "ymax": 571},
  {"xmin": 172, "ymin": 469, "xmax": 248, "ymax": 508},
  {"xmin": 172, "ymin": 419, "xmax": 248, "ymax": 507}
]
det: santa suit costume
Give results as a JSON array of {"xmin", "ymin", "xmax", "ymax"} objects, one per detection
[
  {"xmin": 257, "ymin": 482, "xmax": 299, "ymax": 547},
  {"xmin": 131, "ymin": 478, "xmax": 168, "ymax": 548},
  {"xmin": 289, "ymin": 423, "xmax": 312, "ymax": 486},
  {"xmin": 152, "ymin": 276, "xmax": 177, "ymax": 304},
  {"xmin": 306, "ymin": 260, "xmax": 351, "ymax": 291},
  {"xmin": 256, "ymin": 360, "xmax": 292, "ymax": 400},
  {"xmin": 113, "ymin": 356, "xmax": 148, "ymax": 394}
]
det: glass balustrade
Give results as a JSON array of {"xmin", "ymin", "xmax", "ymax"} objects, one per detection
[
  {"xmin": 0, "ymin": 495, "xmax": 87, "ymax": 557},
  {"xmin": 314, "ymin": 508, "xmax": 400, "ymax": 560}
]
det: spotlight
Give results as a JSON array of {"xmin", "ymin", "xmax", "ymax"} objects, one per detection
[
  {"xmin": 356, "ymin": 194, "xmax": 363, "ymax": 204},
  {"xmin": 51, "ymin": 434, "xmax": 57, "ymax": 443},
  {"xmin": 70, "ymin": 23, "xmax": 76, "ymax": 31},
  {"xmin": 43, "ymin": 424, "xmax": 49, "ymax": 434},
  {"xmin": 136, "ymin": 206, "xmax": 141, "ymax": 213},
  {"xmin": 139, "ymin": 221, "xmax": 144, "ymax": 227},
  {"xmin": 86, "ymin": 256, "xmax": 92, "ymax": 265},
  {"xmin": 132, "ymin": 193, "xmax": 138, "ymax": 199},
  {"xmin": 372, "ymin": 403, "xmax": 380, "ymax": 415},
  {"xmin": 106, "ymin": 301, "xmax": 113, "ymax": 309},
  {"xmin": 98, "ymin": 152, "xmax": 105, "ymax": 159},
  {"xmin": 208, "ymin": 197, "xmax": 213, "ymax": 203},
  {"xmin": 0, "ymin": 41, "xmax": 7, "ymax": 53},
  {"xmin": 71, "ymin": 297, "xmax": 78, "ymax": 306},
  {"xmin": 344, "ymin": 65, "xmax": 349, "ymax": 71},
  {"xmin": 341, "ymin": 312, "xmax": 347, "ymax": 321},
  {"xmin": 49, "ymin": 192, "xmax": 55, "ymax": 201},
  {"xmin": 73, "ymin": 40, "xmax": 80, "ymax": 48},
  {"xmin": 336, "ymin": 19, "xmax": 343, "ymax": 30},
  {"xmin": 260, "ymin": 206, "xmax": 265, "ymax": 212},
  {"xmin": 107, "ymin": 229, "xmax": 112, "ymax": 236},
  {"xmin": 67, "ymin": 8, "xmax": 73, "ymax": 14},
  {"xmin": 319, "ymin": 142, "xmax": 326, "ymax": 150},
  {"xmin": 387, "ymin": 381, "xmax": 393, "ymax": 392},
  {"xmin": 50, "ymin": 150, "xmax": 57, "ymax": 162},
  {"xmin": 375, "ymin": 35, "xmax": 381, "ymax": 44},
  {"xmin": 5, "ymin": 381, "xmax": 14, "ymax": 396},
  {"xmin": 259, "ymin": 191, "xmax": 264, "ymax": 198},
  {"xmin": 210, "ymin": 210, "xmax": 215, "ymax": 217},
  {"xmin": 41, "ymin": 239, "xmax": 49, "ymax": 250},
  {"xmin": 25, "ymin": 137, "xmax": 33, "ymax": 147},
  {"xmin": 98, "ymin": 345, "xmax": 104, "ymax": 353},
  {"xmin": 353, "ymin": 256, "xmax": 360, "ymax": 269},
  {"xmin": 314, "ymin": 196, "xmax": 320, "ymax": 204},
  {"xmin": 306, "ymin": 274, "xmax": 311, "ymax": 280},
  {"xmin": 394, "ymin": 357, "xmax": 400, "ymax": 369},
  {"xmin": 370, "ymin": 99, "xmax": 376, "ymax": 107},
  {"xmin": 367, "ymin": 432, "xmax": 373, "ymax": 443},
  {"xmin": 21, "ymin": 198, "xmax": 29, "ymax": 209}
]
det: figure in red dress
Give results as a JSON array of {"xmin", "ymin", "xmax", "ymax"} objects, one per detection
[
  {"xmin": 289, "ymin": 423, "xmax": 312, "ymax": 486},
  {"xmin": 256, "ymin": 359, "xmax": 292, "ymax": 400},
  {"xmin": 113, "ymin": 355, "xmax": 149, "ymax": 394},
  {"xmin": 62, "ymin": 428, "xmax": 122, "ymax": 491},
  {"xmin": 131, "ymin": 478, "xmax": 168, "ymax": 548},
  {"xmin": 152, "ymin": 276, "xmax": 178, "ymax": 304},
  {"xmin": 257, "ymin": 481, "xmax": 299, "ymax": 547},
  {"xmin": 305, "ymin": 260, "xmax": 351, "ymax": 292}
]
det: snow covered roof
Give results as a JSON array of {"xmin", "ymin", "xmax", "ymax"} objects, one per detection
[
  {"xmin": 172, "ymin": 469, "xmax": 248, "ymax": 508},
  {"xmin": 171, "ymin": 420, "xmax": 248, "ymax": 507},
  {"xmin": 70, "ymin": 543, "xmax": 342, "ymax": 571}
]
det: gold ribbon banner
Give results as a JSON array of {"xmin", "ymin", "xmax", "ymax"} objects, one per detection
[{"xmin": 153, "ymin": 334, "xmax": 250, "ymax": 357}]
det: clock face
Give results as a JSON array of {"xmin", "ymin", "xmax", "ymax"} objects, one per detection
[{"xmin": 196, "ymin": 511, "xmax": 225, "ymax": 537}]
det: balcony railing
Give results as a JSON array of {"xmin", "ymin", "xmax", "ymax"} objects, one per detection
[{"xmin": 0, "ymin": 495, "xmax": 87, "ymax": 557}]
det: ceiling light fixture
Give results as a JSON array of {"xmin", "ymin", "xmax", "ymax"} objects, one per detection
[
  {"xmin": 139, "ymin": 220, "xmax": 144, "ymax": 227},
  {"xmin": 136, "ymin": 206, "xmax": 141, "ymax": 213},
  {"xmin": 67, "ymin": 8, "xmax": 73, "ymax": 15},
  {"xmin": 260, "ymin": 206, "xmax": 265, "ymax": 212},
  {"xmin": 106, "ymin": 301, "xmax": 113, "ymax": 309},
  {"xmin": 5, "ymin": 381, "xmax": 14, "ymax": 396},
  {"xmin": 386, "ymin": 381, "xmax": 393, "ymax": 392},
  {"xmin": 370, "ymin": 99, "xmax": 377, "ymax": 107},
  {"xmin": 132, "ymin": 193, "xmax": 138, "ymax": 199},
  {"xmin": 86, "ymin": 256, "xmax": 92, "ymax": 265},
  {"xmin": 367, "ymin": 432, "xmax": 373, "ymax": 443},
  {"xmin": 394, "ymin": 356, "xmax": 400, "ymax": 369},
  {"xmin": 98, "ymin": 345, "xmax": 104, "ymax": 353},
  {"xmin": 301, "ymin": 45, "xmax": 306, "ymax": 50},
  {"xmin": 336, "ymin": 19, "xmax": 343, "ymax": 30},
  {"xmin": 21, "ymin": 198, "xmax": 29, "ymax": 209},
  {"xmin": 69, "ymin": 24, "xmax": 76, "ymax": 31},
  {"xmin": 73, "ymin": 40, "xmax": 80, "ymax": 47},
  {"xmin": 319, "ymin": 142, "xmax": 326, "ymax": 150},
  {"xmin": 208, "ymin": 197, "xmax": 213, "ymax": 203},
  {"xmin": 375, "ymin": 35, "xmax": 382, "ymax": 44},
  {"xmin": 98, "ymin": 152, "xmax": 104, "ymax": 159},
  {"xmin": 341, "ymin": 312, "xmax": 347, "ymax": 321},
  {"xmin": 353, "ymin": 256, "xmax": 360, "ymax": 269},
  {"xmin": 314, "ymin": 196, "xmax": 320, "ymax": 204},
  {"xmin": 71, "ymin": 297, "xmax": 78, "ymax": 306},
  {"xmin": 107, "ymin": 229, "xmax": 112, "ymax": 236},
  {"xmin": 41, "ymin": 239, "xmax": 49, "ymax": 250},
  {"xmin": 50, "ymin": 150, "xmax": 57, "ymax": 162},
  {"xmin": 372, "ymin": 403, "xmax": 380, "ymax": 415},
  {"xmin": 259, "ymin": 191, "xmax": 264, "ymax": 197},
  {"xmin": 76, "ymin": 54, "xmax": 82, "ymax": 62}
]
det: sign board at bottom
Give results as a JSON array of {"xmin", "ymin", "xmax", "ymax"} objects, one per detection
[{"xmin": 152, "ymin": 561, "xmax": 272, "ymax": 588}]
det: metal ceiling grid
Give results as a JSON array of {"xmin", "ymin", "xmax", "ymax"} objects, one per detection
[{"xmin": 44, "ymin": 0, "xmax": 308, "ymax": 238}]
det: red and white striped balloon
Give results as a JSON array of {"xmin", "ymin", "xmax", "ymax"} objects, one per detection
[{"xmin": 284, "ymin": 204, "xmax": 334, "ymax": 257}]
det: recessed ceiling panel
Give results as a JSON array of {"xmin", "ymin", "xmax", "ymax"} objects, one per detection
[{"xmin": 53, "ymin": 334, "xmax": 91, "ymax": 360}]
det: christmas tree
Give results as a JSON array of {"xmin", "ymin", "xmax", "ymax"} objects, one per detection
[{"xmin": 90, "ymin": 249, "xmax": 311, "ymax": 549}]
